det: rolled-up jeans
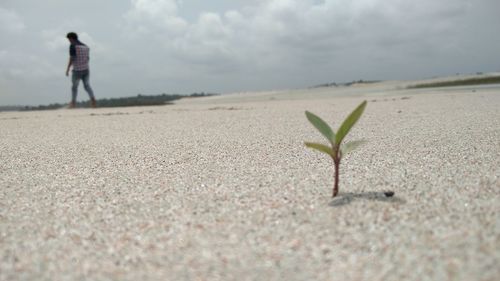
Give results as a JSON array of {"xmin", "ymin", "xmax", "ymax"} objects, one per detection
[{"xmin": 71, "ymin": 69, "xmax": 95, "ymax": 103}]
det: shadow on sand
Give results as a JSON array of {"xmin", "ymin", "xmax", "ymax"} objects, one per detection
[{"xmin": 329, "ymin": 191, "xmax": 406, "ymax": 207}]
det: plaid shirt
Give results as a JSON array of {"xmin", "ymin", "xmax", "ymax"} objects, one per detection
[{"xmin": 69, "ymin": 41, "xmax": 90, "ymax": 71}]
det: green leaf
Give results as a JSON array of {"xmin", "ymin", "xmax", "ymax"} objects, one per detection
[
  {"xmin": 305, "ymin": 142, "xmax": 334, "ymax": 156},
  {"xmin": 335, "ymin": 101, "xmax": 367, "ymax": 145},
  {"xmin": 340, "ymin": 140, "xmax": 367, "ymax": 156},
  {"xmin": 305, "ymin": 111, "xmax": 336, "ymax": 144}
]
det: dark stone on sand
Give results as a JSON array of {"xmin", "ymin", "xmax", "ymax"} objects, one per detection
[{"xmin": 384, "ymin": 191, "xmax": 395, "ymax": 197}]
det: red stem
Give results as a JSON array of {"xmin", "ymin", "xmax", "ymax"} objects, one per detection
[{"xmin": 333, "ymin": 157, "xmax": 340, "ymax": 197}]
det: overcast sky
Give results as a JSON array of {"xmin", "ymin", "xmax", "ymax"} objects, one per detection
[{"xmin": 1, "ymin": 0, "xmax": 499, "ymax": 105}]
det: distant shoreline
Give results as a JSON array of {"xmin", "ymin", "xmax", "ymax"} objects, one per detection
[
  {"xmin": 2, "ymin": 72, "xmax": 500, "ymax": 112},
  {"xmin": 0, "ymin": 92, "xmax": 218, "ymax": 112},
  {"xmin": 407, "ymin": 75, "xmax": 500, "ymax": 89}
]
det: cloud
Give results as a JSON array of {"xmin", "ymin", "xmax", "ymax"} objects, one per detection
[
  {"xmin": 130, "ymin": 0, "xmax": 179, "ymax": 17},
  {"xmin": 124, "ymin": 0, "xmax": 469, "ymax": 72},
  {"xmin": 0, "ymin": 7, "xmax": 25, "ymax": 33},
  {"xmin": 41, "ymin": 28, "xmax": 110, "ymax": 57},
  {"xmin": 0, "ymin": 48, "xmax": 66, "ymax": 105},
  {"xmin": 0, "ymin": 50, "xmax": 59, "ymax": 79},
  {"xmin": 115, "ymin": 0, "xmax": 479, "ymax": 93},
  {"xmin": 41, "ymin": 29, "xmax": 68, "ymax": 51},
  {"xmin": 124, "ymin": 0, "xmax": 188, "ymax": 35}
]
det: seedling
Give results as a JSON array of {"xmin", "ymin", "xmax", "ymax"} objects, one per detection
[{"xmin": 305, "ymin": 101, "xmax": 367, "ymax": 197}]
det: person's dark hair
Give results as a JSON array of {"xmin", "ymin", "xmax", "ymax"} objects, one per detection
[{"xmin": 66, "ymin": 32, "xmax": 78, "ymax": 40}]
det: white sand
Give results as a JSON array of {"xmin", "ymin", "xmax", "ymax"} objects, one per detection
[{"xmin": 0, "ymin": 81, "xmax": 499, "ymax": 280}]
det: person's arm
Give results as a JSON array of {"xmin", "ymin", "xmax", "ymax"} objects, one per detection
[
  {"xmin": 66, "ymin": 44, "xmax": 76, "ymax": 76},
  {"xmin": 66, "ymin": 57, "xmax": 73, "ymax": 76}
]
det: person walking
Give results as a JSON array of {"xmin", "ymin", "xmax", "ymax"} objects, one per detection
[{"xmin": 65, "ymin": 32, "xmax": 96, "ymax": 108}]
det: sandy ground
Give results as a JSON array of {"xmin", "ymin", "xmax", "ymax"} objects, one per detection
[{"xmin": 1, "ymin": 81, "xmax": 499, "ymax": 280}]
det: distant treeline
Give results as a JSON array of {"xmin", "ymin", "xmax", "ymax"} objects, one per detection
[
  {"xmin": 408, "ymin": 76, "xmax": 500, "ymax": 89},
  {"xmin": 1, "ymin": 92, "xmax": 218, "ymax": 112},
  {"xmin": 312, "ymin": 79, "xmax": 380, "ymax": 88},
  {"xmin": 89, "ymin": 93, "xmax": 183, "ymax": 108}
]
